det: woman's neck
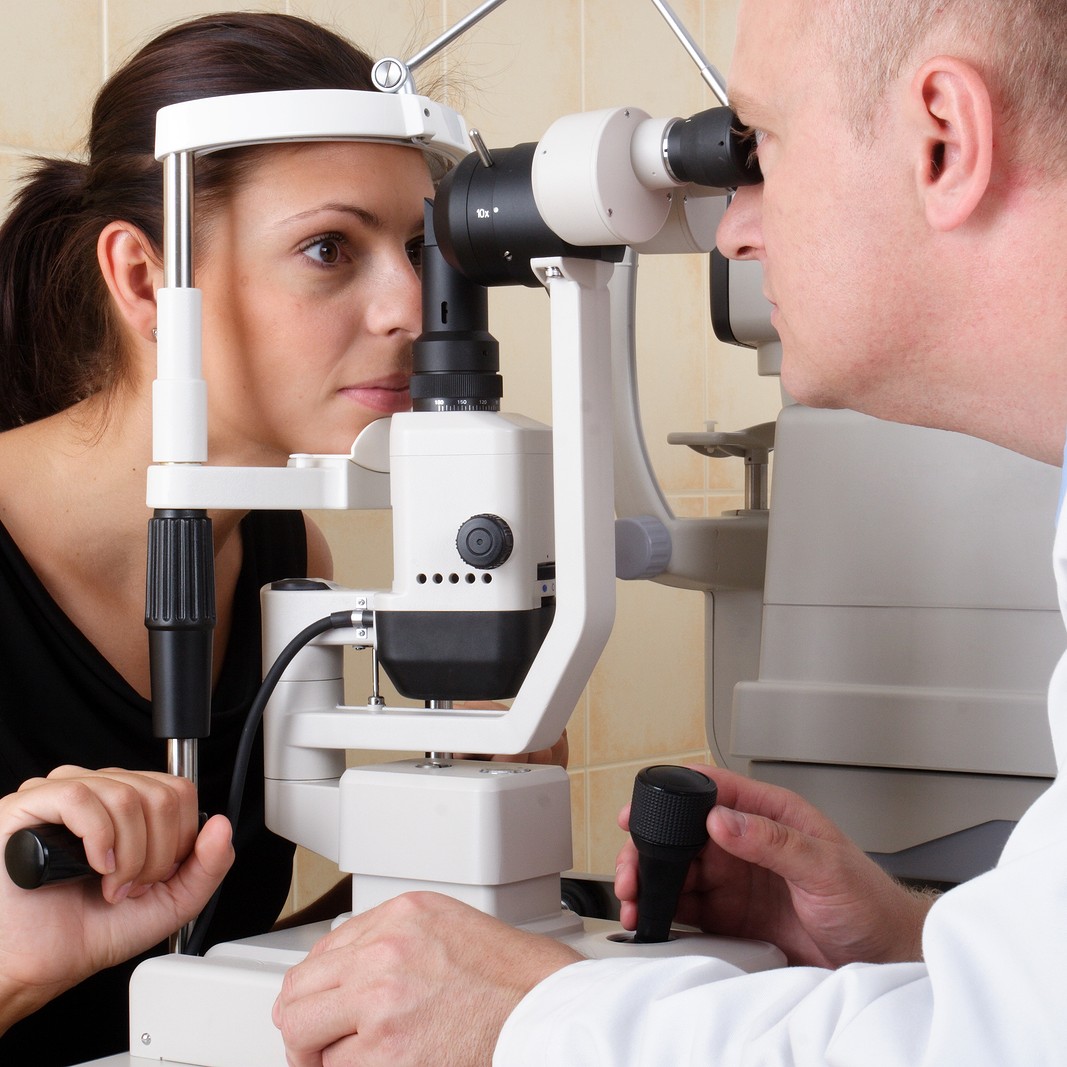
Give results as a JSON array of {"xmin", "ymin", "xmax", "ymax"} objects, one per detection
[{"xmin": 0, "ymin": 389, "xmax": 249, "ymax": 698}]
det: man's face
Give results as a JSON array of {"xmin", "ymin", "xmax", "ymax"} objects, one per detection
[{"xmin": 718, "ymin": 0, "xmax": 930, "ymax": 419}]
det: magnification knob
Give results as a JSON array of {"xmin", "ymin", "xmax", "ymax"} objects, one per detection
[
  {"xmin": 629, "ymin": 765, "xmax": 717, "ymax": 944},
  {"xmin": 456, "ymin": 514, "xmax": 514, "ymax": 569}
]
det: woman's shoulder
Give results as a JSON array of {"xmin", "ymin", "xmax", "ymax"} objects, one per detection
[
  {"xmin": 303, "ymin": 515, "xmax": 333, "ymax": 580},
  {"xmin": 0, "ymin": 426, "xmax": 47, "ymax": 563}
]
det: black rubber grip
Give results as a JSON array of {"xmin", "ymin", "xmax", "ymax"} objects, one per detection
[
  {"xmin": 4, "ymin": 825, "xmax": 94, "ymax": 889},
  {"xmin": 145, "ymin": 510, "xmax": 217, "ymax": 740},
  {"xmin": 630, "ymin": 765, "xmax": 717, "ymax": 944},
  {"xmin": 664, "ymin": 107, "xmax": 763, "ymax": 188}
]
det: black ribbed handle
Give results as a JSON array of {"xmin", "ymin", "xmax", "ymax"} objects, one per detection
[
  {"xmin": 629, "ymin": 765, "xmax": 717, "ymax": 943},
  {"xmin": 145, "ymin": 510, "xmax": 216, "ymax": 739}
]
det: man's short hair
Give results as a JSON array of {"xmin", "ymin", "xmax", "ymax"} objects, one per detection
[{"xmin": 823, "ymin": 0, "xmax": 1066, "ymax": 178}]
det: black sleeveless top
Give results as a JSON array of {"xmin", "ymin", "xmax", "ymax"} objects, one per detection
[{"xmin": 0, "ymin": 510, "xmax": 308, "ymax": 1065}]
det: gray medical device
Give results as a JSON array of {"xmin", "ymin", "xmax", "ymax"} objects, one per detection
[{"xmin": 699, "ymin": 252, "xmax": 1059, "ymax": 885}]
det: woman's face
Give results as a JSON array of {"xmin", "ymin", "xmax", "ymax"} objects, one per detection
[{"xmin": 196, "ymin": 140, "xmax": 434, "ymax": 463}]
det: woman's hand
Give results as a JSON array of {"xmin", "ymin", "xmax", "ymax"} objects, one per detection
[
  {"xmin": 615, "ymin": 766, "xmax": 933, "ymax": 968},
  {"xmin": 0, "ymin": 765, "xmax": 233, "ymax": 1033}
]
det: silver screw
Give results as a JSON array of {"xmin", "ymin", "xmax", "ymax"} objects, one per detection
[{"xmin": 373, "ymin": 59, "xmax": 405, "ymax": 91}]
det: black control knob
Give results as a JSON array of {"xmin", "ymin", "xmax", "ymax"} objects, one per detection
[
  {"xmin": 629, "ymin": 765, "xmax": 717, "ymax": 944},
  {"xmin": 5, "ymin": 824, "xmax": 94, "ymax": 889},
  {"xmin": 456, "ymin": 514, "xmax": 514, "ymax": 569}
]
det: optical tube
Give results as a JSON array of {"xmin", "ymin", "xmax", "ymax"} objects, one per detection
[
  {"xmin": 433, "ymin": 143, "xmax": 623, "ymax": 288},
  {"xmin": 411, "ymin": 199, "xmax": 502, "ymax": 412}
]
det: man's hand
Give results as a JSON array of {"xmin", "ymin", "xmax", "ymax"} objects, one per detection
[
  {"xmin": 273, "ymin": 892, "xmax": 582, "ymax": 1067},
  {"xmin": 615, "ymin": 767, "xmax": 934, "ymax": 968},
  {"xmin": 0, "ymin": 765, "xmax": 233, "ymax": 1033}
]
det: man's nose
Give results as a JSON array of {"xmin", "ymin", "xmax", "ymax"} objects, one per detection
[{"xmin": 716, "ymin": 184, "xmax": 764, "ymax": 261}]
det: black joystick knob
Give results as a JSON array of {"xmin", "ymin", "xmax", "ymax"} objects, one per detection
[{"xmin": 629, "ymin": 765, "xmax": 717, "ymax": 944}]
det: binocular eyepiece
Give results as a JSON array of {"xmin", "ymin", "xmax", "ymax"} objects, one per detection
[{"xmin": 433, "ymin": 106, "xmax": 760, "ymax": 289}]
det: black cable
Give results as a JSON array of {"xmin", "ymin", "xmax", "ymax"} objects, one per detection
[{"xmin": 184, "ymin": 610, "xmax": 355, "ymax": 956}]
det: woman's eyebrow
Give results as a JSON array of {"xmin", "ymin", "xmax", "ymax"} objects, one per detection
[{"xmin": 278, "ymin": 203, "xmax": 384, "ymax": 230}]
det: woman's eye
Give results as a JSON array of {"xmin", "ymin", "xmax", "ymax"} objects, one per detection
[
  {"xmin": 406, "ymin": 239, "xmax": 425, "ymax": 275},
  {"xmin": 301, "ymin": 234, "xmax": 346, "ymax": 267}
]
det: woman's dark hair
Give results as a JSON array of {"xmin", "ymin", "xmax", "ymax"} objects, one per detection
[{"xmin": 0, "ymin": 13, "xmax": 376, "ymax": 429}]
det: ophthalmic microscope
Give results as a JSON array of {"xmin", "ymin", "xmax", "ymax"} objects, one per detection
[
  {"xmin": 3, "ymin": 3, "xmax": 792, "ymax": 1064},
  {"xmin": 9, "ymin": 4, "xmax": 1056, "ymax": 1062}
]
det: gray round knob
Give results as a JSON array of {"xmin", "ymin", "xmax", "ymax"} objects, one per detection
[{"xmin": 615, "ymin": 515, "xmax": 672, "ymax": 580}]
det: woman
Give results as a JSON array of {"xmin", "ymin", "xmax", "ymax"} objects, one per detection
[{"xmin": 0, "ymin": 13, "xmax": 435, "ymax": 1064}]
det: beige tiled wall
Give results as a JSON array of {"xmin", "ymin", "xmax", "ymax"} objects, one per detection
[{"xmin": 0, "ymin": 0, "xmax": 781, "ymax": 914}]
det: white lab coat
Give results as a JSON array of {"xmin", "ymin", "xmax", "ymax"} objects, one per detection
[{"xmin": 495, "ymin": 505, "xmax": 1067, "ymax": 1065}]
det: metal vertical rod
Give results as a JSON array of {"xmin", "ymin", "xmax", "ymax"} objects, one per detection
[
  {"xmin": 745, "ymin": 457, "xmax": 769, "ymax": 512},
  {"xmin": 163, "ymin": 152, "xmax": 194, "ymax": 289},
  {"xmin": 426, "ymin": 701, "xmax": 455, "ymax": 763},
  {"xmin": 368, "ymin": 647, "xmax": 386, "ymax": 707},
  {"xmin": 159, "ymin": 150, "xmax": 200, "ymax": 797},
  {"xmin": 160, "ymin": 151, "xmax": 200, "ymax": 957},
  {"xmin": 167, "ymin": 737, "xmax": 198, "ymax": 783}
]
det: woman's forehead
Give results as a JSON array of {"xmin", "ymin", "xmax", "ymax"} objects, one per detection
[{"xmin": 229, "ymin": 141, "xmax": 433, "ymax": 221}]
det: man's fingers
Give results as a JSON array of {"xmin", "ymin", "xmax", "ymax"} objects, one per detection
[
  {"xmin": 275, "ymin": 946, "xmax": 363, "ymax": 1064},
  {"xmin": 708, "ymin": 805, "xmax": 827, "ymax": 889}
]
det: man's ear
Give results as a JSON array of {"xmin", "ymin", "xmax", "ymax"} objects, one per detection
[
  {"xmin": 910, "ymin": 56, "xmax": 993, "ymax": 232},
  {"xmin": 96, "ymin": 222, "xmax": 164, "ymax": 343}
]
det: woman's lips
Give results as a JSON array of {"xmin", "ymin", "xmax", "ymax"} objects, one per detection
[{"xmin": 339, "ymin": 381, "xmax": 412, "ymax": 414}]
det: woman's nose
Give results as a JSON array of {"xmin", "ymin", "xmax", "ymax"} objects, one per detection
[
  {"xmin": 716, "ymin": 184, "xmax": 764, "ymax": 261},
  {"xmin": 369, "ymin": 256, "xmax": 423, "ymax": 338}
]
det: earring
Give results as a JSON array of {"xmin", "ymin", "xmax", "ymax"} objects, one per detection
[{"xmin": 151, "ymin": 327, "xmax": 158, "ymax": 342}]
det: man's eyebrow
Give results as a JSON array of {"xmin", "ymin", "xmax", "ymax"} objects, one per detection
[{"xmin": 726, "ymin": 89, "xmax": 763, "ymax": 124}]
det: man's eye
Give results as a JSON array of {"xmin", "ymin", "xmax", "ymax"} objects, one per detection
[
  {"xmin": 301, "ymin": 235, "xmax": 345, "ymax": 266},
  {"xmin": 735, "ymin": 124, "xmax": 765, "ymax": 167}
]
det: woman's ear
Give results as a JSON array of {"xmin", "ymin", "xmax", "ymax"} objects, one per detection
[
  {"xmin": 96, "ymin": 221, "xmax": 164, "ymax": 343},
  {"xmin": 910, "ymin": 56, "xmax": 993, "ymax": 232}
]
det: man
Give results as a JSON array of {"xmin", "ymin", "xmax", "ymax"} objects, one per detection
[{"xmin": 272, "ymin": 1, "xmax": 1067, "ymax": 1062}]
